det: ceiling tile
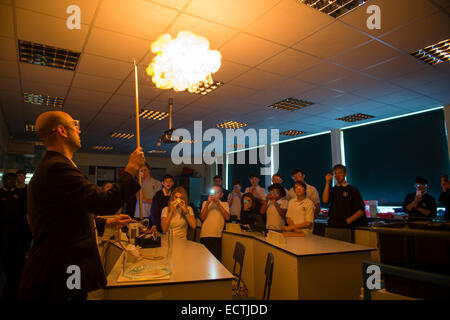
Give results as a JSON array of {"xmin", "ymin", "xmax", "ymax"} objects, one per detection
[
  {"xmin": 76, "ymin": 54, "xmax": 132, "ymax": 80},
  {"xmin": 326, "ymin": 74, "xmax": 381, "ymax": 93},
  {"xmin": 166, "ymin": 13, "xmax": 239, "ymax": 49},
  {"xmin": 0, "ymin": 36, "xmax": 17, "ymax": 61},
  {"xmin": 72, "ymin": 73, "xmax": 122, "ymax": 93},
  {"xmin": 363, "ymin": 55, "xmax": 428, "ymax": 79},
  {"xmin": 0, "ymin": 4, "xmax": 14, "ymax": 38},
  {"xmin": 184, "ymin": 0, "xmax": 281, "ymax": 30},
  {"xmin": 20, "ymin": 62, "xmax": 74, "ymax": 86},
  {"xmin": 293, "ymin": 21, "xmax": 371, "ymax": 59},
  {"xmin": 243, "ymin": 90, "xmax": 287, "ymax": 106},
  {"xmin": 22, "ymin": 80, "xmax": 68, "ymax": 97},
  {"xmin": 66, "ymin": 87, "xmax": 111, "ymax": 105},
  {"xmin": 230, "ymin": 69, "xmax": 285, "ymax": 90},
  {"xmin": 94, "ymin": 0, "xmax": 178, "ymax": 40},
  {"xmin": 103, "ymin": 94, "xmax": 146, "ymax": 115},
  {"xmin": 257, "ymin": 48, "xmax": 322, "ymax": 77},
  {"xmin": 84, "ymin": 27, "xmax": 149, "ymax": 62},
  {"xmin": 219, "ymin": 33, "xmax": 285, "ymax": 67},
  {"xmin": 245, "ymin": 0, "xmax": 333, "ymax": 46},
  {"xmin": 0, "ymin": 60, "xmax": 19, "ymax": 79},
  {"xmin": 151, "ymin": 89, "xmax": 201, "ymax": 106},
  {"xmin": 16, "ymin": 8, "xmax": 89, "ymax": 51},
  {"xmin": 296, "ymin": 62, "xmax": 353, "ymax": 84},
  {"xmin": 380, "ymin": 11, "xmax": 449, "ymax": 53},
  {"xmin": 339, "ymin": 0, "xmax": 439, "ymax": 37},
  {"xmin": 15, "ymin": 0, "xmax": 99, "ymax": 24},
  {"xmin": 64, "ymin": 98, "xmax": 105, "ymax": 115},
  {"xmin": 351, "ymin": 81, "xmax": 400, "ymax": 98},
  {"xmin": 268, "ymin": 78, "xmax": 316, "ymax": 98},
  {"xmin": 297, "ymin": 87, "xmax": 344, "ymax": 104},
  {"xmin": 116, "ymin": 79, "xmax": 161, "ymax": 101},
  {"xmin": 212, "ymin": 60, "xmax": 251, "ymax": 83},
  {"xmin": 0, "ymin": 77, "xmax": 21, "ymax": 93},
  {"xmin": 332, "ymin": 40, "xmax": 403, "ymax": 70},
  {"xmin": 372, "ymin": 90, "xmax": 425, "ymax": 104}
]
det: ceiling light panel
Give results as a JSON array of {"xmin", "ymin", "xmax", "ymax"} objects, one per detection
[
  {"xmin": 92, "ymin": 146, "xmax": 113, "ymax": 151},
  {"xmin": 268, "ymin": 98, "xmax": 314, "ymax": 111},
  {"xmin": 279, "ymin": 130, "xmax": 306, "ymax": 136},
  {"xmin": 139, "ymin": 109, "xmax": 169, "ymax": 120},
  {"xmin": 217, "ymin": 121, "xmax": 248, "ymax": 129},
  {"xmin": 411, "ymin": 39, "xmax": 450, "ymax": 65},
  {"xmin": 110, "ymin": 132, "xmax": 135, "ymax": 139},
  {"xmin": 298, "ymin": 0, "xmax": 368, "ymax": 19},
  {"xmin": 25, "ymin": 124, "xmax": 36, "ymax": 132},
  {"xmin": 24, "ymin": 93, "xmax": 64, "ymax": 108},
  {"xmin": 336, "ymin": 113, "xmax": 374, "ymax": 122},
  {"xmin": 148, "ymin": 150, "xmax": 167, "ymax": 154},
  {"xmin": 189, "ymin": 81, "xmax": 223, "ymax": 95},
  {"xmin": 18, "ymin": 40, "xmax": 81, "ymax": 71}
]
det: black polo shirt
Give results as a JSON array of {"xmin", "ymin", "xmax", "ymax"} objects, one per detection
[
  {"xmin": 327, "ymin": 184, "xmax": 367, "ymax": 228},
  {"xmin": 403, "ymin": 192, "xmax": 437, "ymax": 220}
]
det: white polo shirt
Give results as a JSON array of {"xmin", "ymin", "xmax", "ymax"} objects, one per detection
[
  {"xmin": 200, "ymin": 201, "xmax": 230, "ymax": 238},
  {"xmin": 266, "ymin": 199, "xmax": 288, "ymax": 230},
  {"xmin": 286, "ymin": 198, "xmax": 315, "ymax": 234},
  {"xmin": 161, "ymin": 206, "xmax": 194, "ymax": 239},
  {"xmin": 244, "ymin": 185, "xmax": 266, "ymax": 201},
  {"xmin": 287, "ymin": 183, "xmax": 320, "ymax": 205}
]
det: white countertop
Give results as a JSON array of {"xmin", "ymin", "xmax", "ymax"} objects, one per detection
[
  {"xmin": 107, "ymin": 238, "xmax": 233, "ymax": 287},
  {"xmin": 223, "ymin": 230, "xmax": 376, "ymax": 257}
]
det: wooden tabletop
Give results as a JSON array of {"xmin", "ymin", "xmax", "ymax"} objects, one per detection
[{"xmin": 107, "ymin": 238, "xmax": 233, "ymax": 287}]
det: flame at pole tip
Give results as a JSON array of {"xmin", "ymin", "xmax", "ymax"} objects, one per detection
[{"xmin": 146, "ymin": 31, "xmax": 222, "ymax": 92}]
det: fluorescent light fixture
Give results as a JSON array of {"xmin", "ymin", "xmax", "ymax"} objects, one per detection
[
  {"xmin": 279, "ymin": 130, "xmax": 306, "ymax": 136},
  {"xmin": 217, "ymin": 121, "xmax": 248, "ymax": 129},
  {"xmin": 24, "ymin": 92, "xmax": 64, "ymax": 108},
  {"xmin": 148, "ymin": 150, "xmax": 167, "ymax": 154},
  {"xmin": 274, "ymin": 130, "xmax": 331, "ymax": 145},
  {"xmin": 110, "ymin": 132, "xmax": 134, "ymax": 139},
  {"xmin": 189, "ymin": 80, "xmax": 223, "ymax": 95},
  {"xmin": 180, "ymin": 139, "xmax": 197, "ymax": 144},
  {"xmin": 267, "ymin": 98, "xmax": 314, "ymax": 111},
  {"xmin": 298, "ymin": 0, "xmax": 369, "ymax": 18},
  {"xmin": 341, "ymin": 106, "xmax": 444, "ymax": 130},
  {"xmin": 411, "ymin": 39, "xmax": 449, "ymax": 65},
  {"xmin": 25, "ymin": 124, "xmax": 36, "ymax": 132},
  {"xmin": 139, "ymin": 109, "xmax": 169, "ymax": 120},
  {"xmin": 336, "ymin": 113, "xmax": 374, "ymax": 123},
  {"xmin": 92, "ymin": 146, "xmax": 113, "ymax": 151},
  {"xmin": 18, "ymin": 40, "xmax": 80, "ymax": 71}
]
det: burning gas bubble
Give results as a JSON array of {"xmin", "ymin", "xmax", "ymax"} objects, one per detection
[{"xmin": 146, "ymin": 31, "xmax": 222, "ymax": 92}]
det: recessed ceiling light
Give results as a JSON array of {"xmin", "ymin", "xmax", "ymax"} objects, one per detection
[
  {"xmin": 279, "ymin": 130, "xmax": 306, "ymax": 136},
  {"xmin": 139, "ymin": 109, "xmax": 169, "ymax": 120},
  {"xmin": 110, "ymin": 132, "xmax": 135, "ymax": 139},
  {"xmin": 411, "ymin": 39, "xmax": 449, "ymax": 65},
  {"xmin": 268, "ymin": 98, "xmax": 314, "ymax": 111},
  {"xmin": 25, "ymin": 124, "xmax": 36, "ymax": 132},
  {"xmin": 148, "ymin": 150, "xmax": 167, "ymax": 154},
  {"xmin": 92, "ymin": 146, "xmax": 113, "ymax": 151},
  {"xmin": 336, "ymin": 113, "xmax": 374, "ymax": 122},
  {"xmin": 217, "ymin": 121, "xmax": 248, "ymax": 129},
  {"xmin": 24, "ymin": 92, "xmax": 64, "ymax": 108},
  {"xmin": 189, "ymin": 80, "xmax": 223, "ymax": 95},
  {"xmin": 227, "ymin": 144, "xmax": 248, "ymax": 149},
  {"xmin": 298, "ymin": 0, "xmax": 368, "ymax": 18},
  {"xmin": 18, "ymin": 40, "xmax": 81, "ymax": 71}
]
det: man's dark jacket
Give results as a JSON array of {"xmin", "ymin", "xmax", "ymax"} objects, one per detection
[{"xmin": 18, "ymin": 151, "xmax": 140, "ymax": 299}]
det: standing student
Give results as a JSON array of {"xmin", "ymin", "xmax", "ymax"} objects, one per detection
[
  {"xmin": 260, "ymin": 184, "xmax": 288, "ymax": 231},
  {"xmin": 322, "ymin": 164, "xmax": 367, "ymax": 243},
  {"xmin": 287, "ymin": 169, "xmax": 320, "ymax": 216},
  {"xmin": 438, "ymin": 175, "xmax": 450, "ymax": 221},
  {"xmin": 18, "ymin": 111, "xmax": 144, "ymax": 300},
  {"xmin": 403, "ymin": 177, "xmax": 437, "ymax": 221},
  {"xmin": 213, "ymin": 175, "xmax": 229, "ymax": 202},
  {"xmin": 227, "ymin": 180, "xmax": 242, "ymax": 220},
  {"xmin": 240, "ymin": 192, "xmax": 263, "ymax": 228},
  {"xmin": 149, "ymin": 174, "xmax": 174, "ymax": 233},
  {"xmin": 0, "ymin": 173, "xmax": 31, "ymax": 300},
  {"xmin": 272, "ymin": 173, "xmax": 289, "ymax": 200},
  {"xmin": 200, "ymin": 185, "xmax": 230, "ymax": 261},
  {"xmin": 285, "ymin": 181, "xmax": 314, "ymax": 234},
  {"xmin": 161, "ymin": 187, "xmax": 196, "ymax": 239},
  {"xmin": 244, "ymin": 173, "xmax": 266, "ymax": 203},
  {"xmin": 134, "ymin": 164, "xmax": 161, "ymax": 219}
]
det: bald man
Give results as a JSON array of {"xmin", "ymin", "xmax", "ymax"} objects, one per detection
[{"xmin": 18, "ymin": 111, "xmax": 145, "ymax": 300}]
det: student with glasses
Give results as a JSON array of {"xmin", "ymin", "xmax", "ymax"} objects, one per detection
[{"xmin": 403, "ymin": 177, "xmax": 437, "ymax": 221}]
